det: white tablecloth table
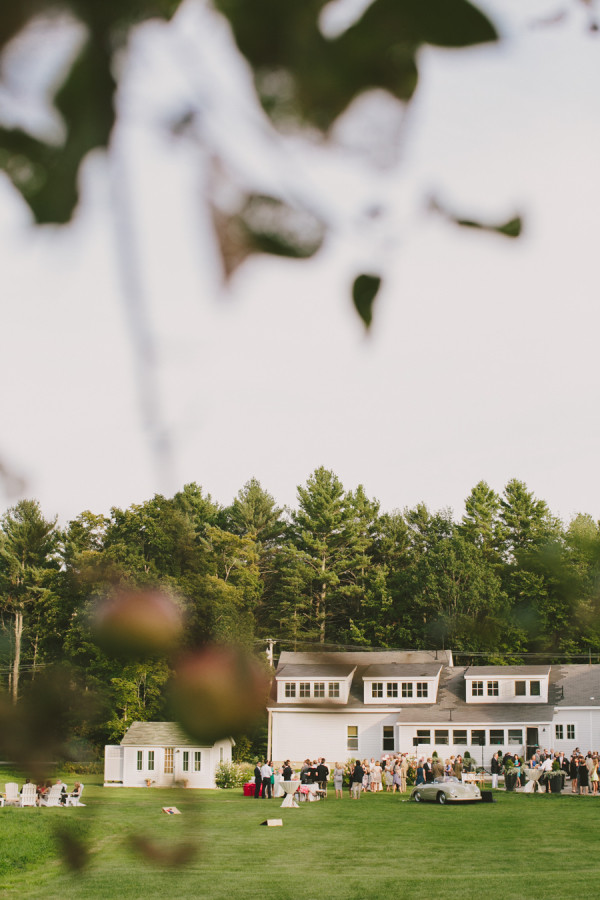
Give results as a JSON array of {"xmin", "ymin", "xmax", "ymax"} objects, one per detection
[
  {"xmin": 281, "ymin": 781, "xmax": 300, "ymax": 808},
  {"xmin": 522, "ymin": 767, "xmax": 542, "ymax": 793},
  {"xmin": 273, "ymin": 774, "xmax": 284, "ymax": 798}
]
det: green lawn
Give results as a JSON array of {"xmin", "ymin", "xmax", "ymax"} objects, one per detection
[{"xmin": 1, "ymin": 775, "xmax": 599, "ymax": 899}]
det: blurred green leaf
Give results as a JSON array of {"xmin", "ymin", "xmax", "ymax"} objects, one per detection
[
  {"xmin": 0, "ymin": 34, "xmax": 115, "ymax": 223},
  {"xmin": 352, "ymin": 273, "xmax": 382, "ymax": 329},
  {"xmin": 215, "ymin": 0, "xmax": 497, "ymax": 129},
  {"xmin": 455, "ymin": 214, "xmax": 523, "ymax": 238}
]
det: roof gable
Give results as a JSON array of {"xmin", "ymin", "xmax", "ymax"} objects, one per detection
[{"xmin": 121, "ymin": 721, "xmax": 207, "ymax": 747}]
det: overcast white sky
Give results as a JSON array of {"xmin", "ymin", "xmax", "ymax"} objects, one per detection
[{"xmin": 1, "ymin": 0, "xmax": 599, "ymax": 525}]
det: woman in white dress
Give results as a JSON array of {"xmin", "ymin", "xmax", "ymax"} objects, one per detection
[{"xmin": 371, "ymin": 762, "xmax": 382, "ymax": 792}]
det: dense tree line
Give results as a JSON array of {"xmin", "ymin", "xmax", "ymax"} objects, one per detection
[{"xmin": 2, "ymin": 470, "xmax": 600, "ymax": 749}]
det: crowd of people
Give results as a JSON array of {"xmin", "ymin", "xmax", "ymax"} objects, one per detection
[
  {"xmin": 249, "ymin": 747, "xmax": 600, "ymax": 799},
  {"xmin": 2, "ymin": 778, "xmax": 83, "ymax": 806}
]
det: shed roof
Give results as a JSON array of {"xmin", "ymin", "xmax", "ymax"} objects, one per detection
[
  {"xmin": 552, "ymin": 666, "xmax": 600, "ymax": 707},
  {"xmin": 466, "ymin": 666, "xmax": 551, "ymax": 677},
  {"xmin": 121, "ymin": 722, "xmax": 205, "ymax": 748},
  {"xmin": 276, "ymin": 663, "xmax": 356, "ymax": 679},
  {"xmin": 363, "ymin": 663, "xmax": 442, "ymax": 679}
]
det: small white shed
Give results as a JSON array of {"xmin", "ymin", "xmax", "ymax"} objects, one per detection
[{"xmin": 104, "ymin": 722, "xmax": 233, "ymax": 789}]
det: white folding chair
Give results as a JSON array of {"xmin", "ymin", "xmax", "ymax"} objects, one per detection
[
  {"xmin": 20, "ymin": 784, "xmax": 38, "ymax": 807},
  {"xmin": 66, "ymin": 784, "xmax": 85, "ymax": 807},
  {"xmin": 4, "ymin": 783, "xmax": 20, "ymax": 806}
]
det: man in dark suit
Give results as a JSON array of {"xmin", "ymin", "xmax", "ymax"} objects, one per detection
[
  {"xmin": 316, "ymin": 758, "xmax": 329, "ymax": 795},
  {"xmin": 254, "ymin": 763, "xmax": 262, "ymax": 798}
]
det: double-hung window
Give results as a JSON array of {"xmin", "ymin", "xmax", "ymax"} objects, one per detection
[
  {"xmin": 416, "ymin": 729, "xmax": 430, "ymax": 745},
  {"xmin": 435, "ymin": 730, "xmax": 449, "ymax": 745},
  {"xmin": 285, "ymin": 682, "xmax": 296, "ymax": 698},
  {"xmin": 515, "ymin": 681, "xmax": 526, "ymax": 696},
  {"xmin": 182, "ymin": 751, "xmax": 189, "ymax": 772},
  {"xmin": 555, "ymin": 724, "xmax": 564, "ymax": 741},
  {"xmin": 487, "ymin": 681, "xmax": 499, "ymax": 697},
  {"xmin": 387, "ymin": 683, "xmax": 398, "ymax": 698},
  {"xmin": 472, "ymin": 681, "xmax": 484, "ymax": 697},
  {"xmin": 137, "ymin": 750, "xmax": 143, "ymax": 771},
  {"xmin": 402, "ymin": 683, "xmax": 413, "ymax": 698},
  {"xmin": 567, "ymin": 724, "xmax": 575, "ymax": 740},
  {"xmin": 314, "ymin": 682, "xmax": 325, "ymax": 698},
  {"xmin": 328, "ymin": 682, "xmax": 340, "ymax": 698},
  {"xmin": 508, "ymin": 729, "xmax": 522, "ymax": 745},
  {"xmin": 299, "ymin": 683, "xmax": 310, "ymax": 698},
  {"xmin": 416, "ymin": 682, "xmax": 428, "ymax": 699},
  {"xmin": 529, "ymin": 681, "xmax": 541, "ymax": 696},
  {"xmin": 371, "ymin": 682, "xmax": 383, "ymax": 699},
  {"xmin": 347, "ymin": 726, "xmax": 358, "ymax": 751},
  {"xmin": 382, "ymin": 726, "xmax": 394, "ymax": 751},
  {"xmin": 148, "ymin": 750, "xmax": 155, "ymax": 771},
  {"xmin": 194, "ymin": 752, "xmax": 202, "ymax": 772},
  {"xmin": 453, "ymin": 730, "xmax": 467, "ymax": 745},
  {"xmin": 490, "ymin": 729, "xmax": 504, "ymax": 745}
]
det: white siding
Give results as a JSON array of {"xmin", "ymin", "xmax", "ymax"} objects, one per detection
[
  {"xmin": 552, "ymin": 709, "xmax": 600, "ymax": 752},
  {"xmin": 465, "ymin": 676, "xmax": 549, "ymax": 704},
  {"xmin": 113, "ymin": 740, "xmax": 233, "ymax": 789},
  {"xmin": 272, "ymin": 711, "xmax": 399, "ymax": 763}
]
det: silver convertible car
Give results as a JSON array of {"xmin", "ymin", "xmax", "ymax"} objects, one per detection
[{"xmin": 411, "ymin": 777, "xmax": 482, "ymax": 804}]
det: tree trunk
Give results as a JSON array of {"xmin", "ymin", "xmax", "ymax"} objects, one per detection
[{"xmin": 12, "ymin": 609, "xmax": 23, "ymax": 704}]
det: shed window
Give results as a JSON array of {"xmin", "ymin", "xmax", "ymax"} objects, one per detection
[
  {"xmin": 329, "ymin": 682, "xmax": 340, "ymax": 698},
  {"xmin": 220, "ymin": 747, "xmax": 224, "ymax": 762},
  {"xmin": 416, "ymin": 683, "xmax": 428, "ymax": 698},
  {"xmin": 314, "ymin": 682, "xmax": 325, "ymax": 698},
  {"xmin": 347, "ymin": 726, "xmax": 358, "ymax": 751},
  {"xmin": 402, "ymin": 683, "xmax": 413, "ymax": 698},
  {"xmin": 137, "ymin": 750, "xmax": 143, "ymax": 771},
  {"xmin": 387, "ymin": 682, "xmax": 398, "ymax": 698},
  {"xmin": 148, "ymin": 750, "xmax": 155, "ymax": 771},
  {"xmin": 299, "ymin": 683, "xmax": 310, "ymax": 698},
  {"xmin": 472, "ymin": 681, "xmax": 484, "ymax": 697},
  {"xmin": 435, "ymin": 730, "xmax": 449, "ymax": 745},
  {"xmin": 490, "ymin": 729, "xmax": 504, "ymax": 745},
  {"xmin": 164, "ymin": 747, "xmax": 174, "ymax": 774},
  {"xmin": 453, "ymin": 730, "xmax": 468, "ymax": 745},
  {"xmin": 284, "ymin": 683, "xmax": 296, "ymax": 698},
  {"xmin": 555, "ymin": 724, "xmax": 563, "ymax": 740},
  {"xmin": 194, "ymin": 752, "xmax": 202, "ymax": 772},
  {"xmin": 508, "ymin": 729, "xmax": 523, "ymax": 745},
  {"xmin": 515, "ymin": 681, "xmax": 526, "ymax": 696},
  {"xmin": 529, "ymin": 681, "xmax": 541, "ymax": 696},
  {"xmin": 416, "ymin": 729, "xmax": 430, "ymax": 745},
  {"xmin": 567, "ymin": 724, "xmax": 575, "ymax": 740},
  {"xmin": 371, "ymin": 682, "xmax": 383, "ymax": 698},
  {"xmin": 487, "ymin": 681, "xmax": 499, "ymax": 697},
  {"xmin": 183, "ymin": 751, "xmax": 189, "ymax": 772},
  {"xmin": 383, "ymin": 725, "xmax": 394, "ymax": 751},
  {"xmin": 471, "ymin": 730, "xmax": 486, "ymax": 746}
]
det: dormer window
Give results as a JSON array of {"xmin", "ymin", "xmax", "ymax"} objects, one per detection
[
  {"xmin": 328, "ymin": 682, "xmax": 340, "ymax": 698},
  {"xmin": 372, "ymin": 682, "xmax": 383, "ymax": 698},
  {"xmin": 387, "ymin": 683, "xmax": 398, "ymax": 698},
  {"xmin": 416, "ymin": 682, "xmax": 428, "ymax": 698},
  {"xmin": 515, "ymin": 681, "xmax": 526, "ymax": 696},
  {"xmin": 530, "ymin": 681, "xmax": 541, "ymax": 696},
  {"xmin": 299, "ymin": 683, "xmax": 310, "ymax": 698},
  {"xmin": 314, "ymin": 682, "xmax": 325, "ymax": 698},
  {"xmin": 402, "ymin": 683, "xmax": 413, "ymax": 698},
  {"xmin": 487, "ymin": 681, "xmax": 499, "ymax": 697},
  {"xmin": 285, "ymin": 683, "xmax": 296, "ymax": 698},
  {"xmin": 472, "ymin": 681, "xmax": 484, "ymax": 697}
]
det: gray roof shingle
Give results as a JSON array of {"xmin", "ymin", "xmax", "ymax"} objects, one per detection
[
  {"xmin": 466, "ymin": 665, "xmax": 551, "ymax": 677},
  {"xmin": 121, "ymin": 722, "xmax": 204, "ymax": 747},
  {"xmin": 276, "ymin": 664, "xmax": 356, "ymax": 678},
  {"xmin": 363, "ymin": 663, "xmax": 442, "ymax": 678}
]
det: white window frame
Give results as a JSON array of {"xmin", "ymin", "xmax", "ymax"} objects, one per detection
[
  {"xmin": 347, "ymin": 725, "xmax": 358, "ymax": 751},
  {"xmin": 328, "ymin": 682, "xmax": 340, "ymax": 698},
  {"xmin": 567, "ymin": 724, "xmax": 575, "ymax": 740},
  {"xmin": 472, "ymin": 681, "xmax": 484, "ymax": 697},
  {"xmin": 416, "ymin": 682, "xmax": 428, "ymax": 699},
  {"xmin": 284, "ymin": 682, "xmax": 296, "ymax": 698},
  {"xmin": 555, "ymin": 724, "xmax": 564, "ymax": 741},
  {"xmin": 371, "ymin": 682, "xmax": 383, "ymax": 698}
]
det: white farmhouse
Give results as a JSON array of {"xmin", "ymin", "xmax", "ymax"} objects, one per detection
[
  {"xmin": 268, "ymin": 650, "xmax": 600, "ymax": 765},
  {"xmin": 104, "ymin": 722, "xmax": 234, "ymax": 788}
]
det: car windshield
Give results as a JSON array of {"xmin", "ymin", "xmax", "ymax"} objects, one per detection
[{"xmin": 433, "ymin": 776, "xmax": 459, "ymax": 783}]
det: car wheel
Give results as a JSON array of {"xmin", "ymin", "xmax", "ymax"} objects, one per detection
[
  {"xmin": 436, "ymin": 791, "xmax": 447, "ymax": 805},
  {"xmin": 413, "ymin": 791, "xmax": 422, "ymax": 802}
]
